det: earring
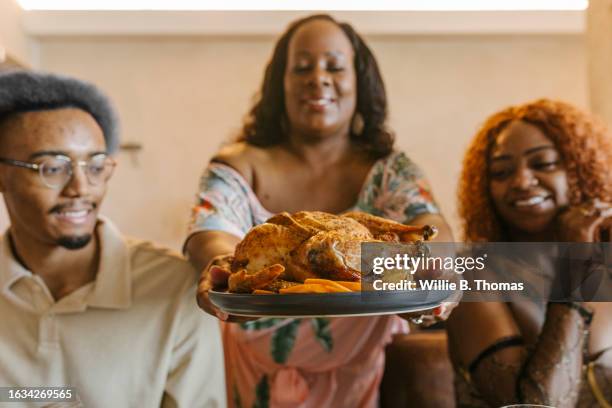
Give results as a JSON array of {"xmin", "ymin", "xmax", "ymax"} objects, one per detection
[{"xmin": 351, "ymin": 112, "xmax": 364, "ymax": 136}]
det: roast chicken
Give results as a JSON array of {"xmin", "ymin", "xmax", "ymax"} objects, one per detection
[{"xmin": 224, "ymin": 211, "xmax": 437, "ymax": 293}]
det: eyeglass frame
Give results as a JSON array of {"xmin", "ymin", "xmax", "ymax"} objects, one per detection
[{"xmin": 0, "ymin": 153, "xmax": 117, "ymax": 189}]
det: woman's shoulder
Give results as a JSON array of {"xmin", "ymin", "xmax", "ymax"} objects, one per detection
[
  {"xmin": 212, "ymin": 142, "xmax": 268, "ymax": 186},
  {"xmin": 372, "ymin": 150, "xmax": 425, "ymax": 178},
  {"xmin": 381, "ymin": 150, "xmax": 417, "ymax": 166}
]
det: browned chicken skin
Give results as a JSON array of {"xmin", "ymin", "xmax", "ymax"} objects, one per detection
[{"xmin": 226, "ymin": 211, "xmax": 437, "ymax": 293}]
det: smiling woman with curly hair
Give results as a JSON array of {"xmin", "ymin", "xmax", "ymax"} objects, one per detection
[
  {"xmin": 239, "ymin": 13, "xmax": 394, "ymax": 159},
  {"xmin": 459, "ymin": 99, "xmax": 612, "ymax": 242},
  {"xmin": 448, "ymin": 99, "xmax": 612, "ymax": 408}
]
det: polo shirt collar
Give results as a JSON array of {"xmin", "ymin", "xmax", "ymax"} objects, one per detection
[
  {"xmin": 0, "ymin": 217, "xmax": 132, "ymax": 310},
  {"xmin": 86, "ymin": 217, "xmax": 132, "ymax": 309},
  {"xmin": 0, "ymin": 231, "xmax": 31, "ymax": 296}
]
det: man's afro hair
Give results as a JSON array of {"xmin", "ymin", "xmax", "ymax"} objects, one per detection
[{"xmin": 0, "ymin": 71, "xmax": 119, "ymax": 153}]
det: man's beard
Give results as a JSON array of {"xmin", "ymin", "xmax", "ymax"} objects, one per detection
[{"xmin": 57, "ymin": 234, "xmax": 92, "ymax": 250}]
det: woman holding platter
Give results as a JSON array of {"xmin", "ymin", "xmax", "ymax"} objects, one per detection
[{"xmin": 184, "ymin": 14, "xmax": 453, "ymax": 407}]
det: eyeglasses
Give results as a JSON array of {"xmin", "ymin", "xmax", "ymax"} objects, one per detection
[{"xmin": 0, "ymin": 154, "xmax": 116, "ymax": 189}]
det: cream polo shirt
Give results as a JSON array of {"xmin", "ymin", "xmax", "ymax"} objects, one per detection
[{"xmin": 0, "ymin": 218, "xmax": 225, "ymax": 408}]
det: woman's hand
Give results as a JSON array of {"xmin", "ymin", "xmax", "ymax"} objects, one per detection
[
  {"xmin": 400, "ymin": 287, "xmax": 461, "ymax": 327},
  {"xmin": 399, "ymin": 301, "xmax": 458, "ymax": 327},
  {"xmin": 196, "ymin": 254, "xmax": 257, "ymax": 323},
  {"xmin": 557, "ymin": 199, "xmax": 612, "ymax": 242}
]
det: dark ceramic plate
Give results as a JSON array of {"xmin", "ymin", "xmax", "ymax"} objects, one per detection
[{"xmin": 209, "ymin": 289, "xmax": 456, "ymax": 317}]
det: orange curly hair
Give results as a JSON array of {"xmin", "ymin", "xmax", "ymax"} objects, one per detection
[{"xmin": 459, "ymin": 99, "xmax": 612, "ymax": 242}]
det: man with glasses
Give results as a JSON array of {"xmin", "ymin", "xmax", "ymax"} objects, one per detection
[{"xmin": 0, "ymin": 71, "xmax": 225, "ymax": 407}]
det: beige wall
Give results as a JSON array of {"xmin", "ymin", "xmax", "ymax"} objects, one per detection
[
  {"xmin": 0, "ymin": 0, "xmax": 31, "ymax": 65},
  {"xmin": 24, "ymin": 33, "xmax": 587, "ymax": 249},
  {"xmin": 0, "ymin": 0, "xmax": 27, "ymax": 235},
  {"xmin": 587, "ymin": 0, "xmax": 612, "ymax": 124}
]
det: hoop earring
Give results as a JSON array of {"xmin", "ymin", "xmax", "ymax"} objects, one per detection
[{"xmin": 351, "ymin": 112, "xmax": 364, "ymax": 136}]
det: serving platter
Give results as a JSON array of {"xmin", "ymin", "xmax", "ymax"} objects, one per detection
[{"xmin": 209, "ymin": 288, "xmax": 457, "ymax": 318}]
